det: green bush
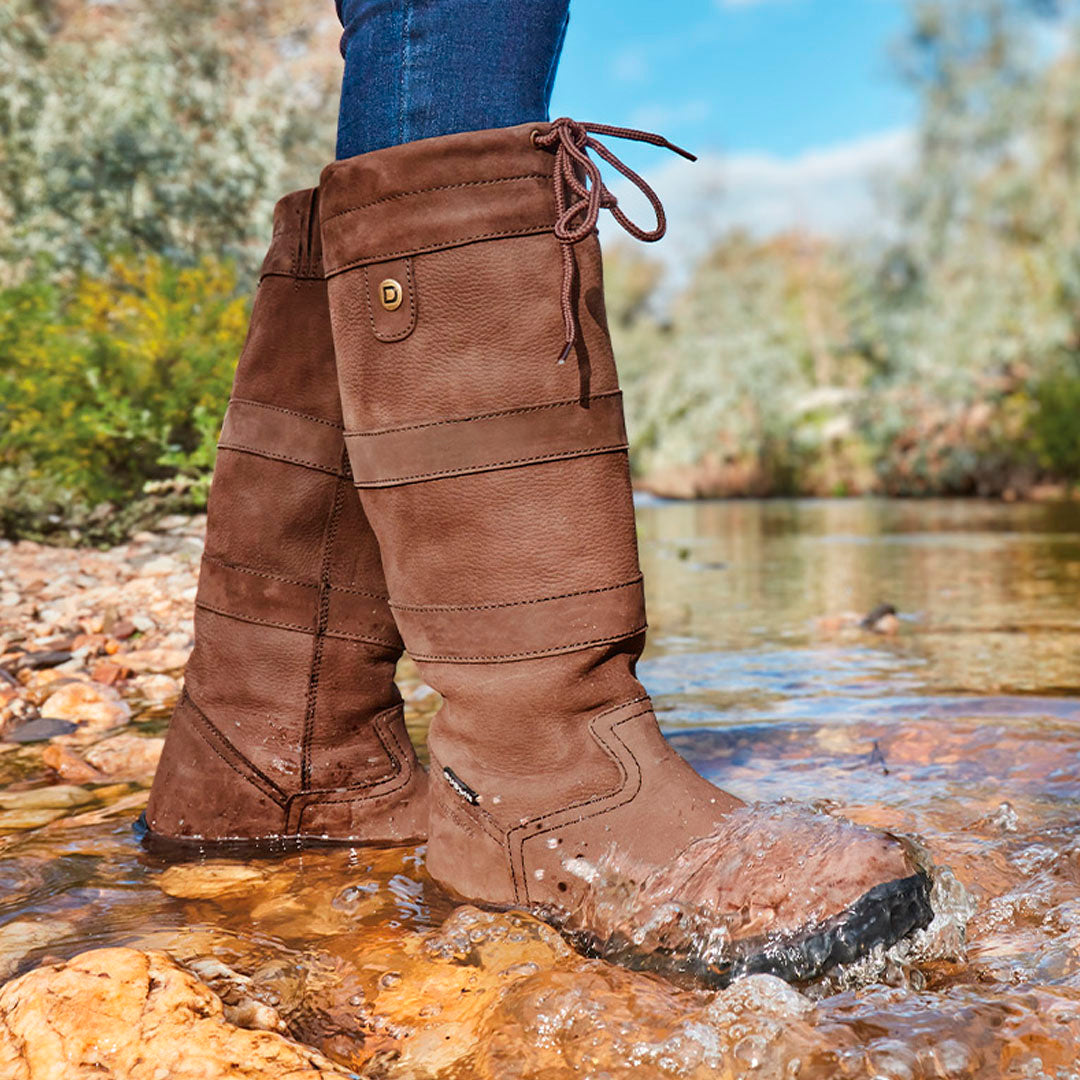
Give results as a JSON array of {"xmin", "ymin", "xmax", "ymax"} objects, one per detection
[{"xmin": 0, "ymin": 256, "xmax": 246, "ymax": 535}]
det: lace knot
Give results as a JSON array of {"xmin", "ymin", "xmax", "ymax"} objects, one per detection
[{"xmin": 531, "ymin": 118, "xmax": 696, "ymax": 362}]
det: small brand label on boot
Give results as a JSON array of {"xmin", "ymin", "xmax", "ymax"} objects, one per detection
[{"xmin": 443, "ymin": 767, "xmax": 480, "ymax": 805}]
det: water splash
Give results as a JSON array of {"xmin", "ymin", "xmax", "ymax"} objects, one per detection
[{"xmin": 545, "ymin": 804, "xmax": 959, "ymax": 991}]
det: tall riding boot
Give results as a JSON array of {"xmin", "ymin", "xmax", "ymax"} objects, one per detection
[
  {"xmin": 318, "ymin": 122, "xmax": 932, "ymax": 981},
  {"xmin": 143, "ymin": 189, "xmax": 427, "ymax": 848}
]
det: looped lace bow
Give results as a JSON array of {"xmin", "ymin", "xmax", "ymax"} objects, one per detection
[{"xmin": 532, "ymin": 118, "xmax": 696, "ymax": 362}]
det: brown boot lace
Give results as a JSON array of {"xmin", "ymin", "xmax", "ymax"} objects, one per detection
[{"xmin": 531, "ymin": 118, "xmax": 696, "ymax": 363}]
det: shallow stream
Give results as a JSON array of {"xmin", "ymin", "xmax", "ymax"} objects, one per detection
[{"xmin": 2, "ymin": 498, "xmax": 1079, "ymax": 1079}]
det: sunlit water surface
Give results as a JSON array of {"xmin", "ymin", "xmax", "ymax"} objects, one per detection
[{"xmin": 3, "ymin": 498, "xmax": 1080, "ymax": 1079}]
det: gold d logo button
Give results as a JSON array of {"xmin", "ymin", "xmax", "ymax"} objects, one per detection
[{"xmin": 379, "ymin": 278, "xmax": 403, "ymax": 311}]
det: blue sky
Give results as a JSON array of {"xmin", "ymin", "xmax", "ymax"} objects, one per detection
[
  {"xmin": 549, "ymin": 0, "xmax": 920, "ymax": 244},
  {"xmin": 552, "ymin": 0, "xmax": 915, "ymax": 159}
]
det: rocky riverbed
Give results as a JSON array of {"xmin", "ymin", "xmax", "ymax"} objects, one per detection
[{"xmin": 1, "ymin": 500, "xmax": 1080, "ymax": 1079}]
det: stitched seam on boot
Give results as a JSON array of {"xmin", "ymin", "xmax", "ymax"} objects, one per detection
[
  {"xmin": 217, "ymin": 443, "xmax": 347, "ymax": 477},
  {"xmin": 178, "ymin": 689, "xmax": 287, "ymax": 806},
  {"xmin": 438, "ymin": 777, "xmax": 504, "ymax": 845},
  {"xmin": 390, "ymin": 575, "xmax": 643, "ymax": 613},
  {"xmin": 409, "ymin": 626, "xmax": 647, "ymax": 664},
  {"xmin": 261, "ymin": 271, "xmax": 324, "ymax": 284},
  {"xmin": 514, "ymin": 709, "xmax": 650, "ymax": 903},
  {"xmin": 343, "ymin": 391, "xmax": 622, "ymax": 438},
  {"xmin": 292, "ymin": 708, "xmax": 415, "ymax": 828},
  {"xmin": 300, "ymin": 471, "xmax": 347, "ymax": 791},
  {"xmin": 325, "ymin": 225, "xmax": 554, "ymax": 277},
  {"xmin": 295, "ymin": 707, "xmax": 406, "ymax": 798},
  {"xmin": 201, "ymin": 553, "xmax": 389, "ymax": 601},
  {"xmin": 352, "ymin": 444, "xmax": 629, "ymax": 486},
  {"xmin": 322, "ymin": 174, "xmax": 551, "ymax": 223},
  {"xmin": 227, "ymin": 398, "xmax": 344, "ymax": 429},
  {"xmin": 502, "ymin": 697, "xmax": 652, "ymax": 901},
  {"xmin": 194, "ymin": 601, "xmax": 401, "ymax": 648}
]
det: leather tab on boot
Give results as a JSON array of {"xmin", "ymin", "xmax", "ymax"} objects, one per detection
[
  {"xmin": 364, "ymin": 258, "xmax": 417, "ymax": 342},
  {"xmin": 345, "ymin": 390, "xmax": 628, "ymax": 487}
]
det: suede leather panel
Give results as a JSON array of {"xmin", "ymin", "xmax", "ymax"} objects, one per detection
[
  {"xmin": 219, "ymin": 399, "xmax": 345, "ymax": 477},
  {"xmin": 324, "ymin": 586, "xmax": 402, "ymax": 646},
  {"xmin": 146, "ymin": 187, "xmax": 427, "ymax": 846},
  {"xmin": 392, "ymin": 575, "xmax": 645, "ymax": 663},
  {"xmin": 423, "ymin": 645, "xmax": 646, "ymax": 813},
  {"xmin": 320, "ymin": 122, "xmax": 557, "ymax": 273},
  {"xmin": 304, "ymin": 639, "xmax": 403, "ymax": 791},
  {"xmin": 346, "ymin": 392, "xmax": 627, "ymax": 487},
  {"xmin": 182, "ymin": 607, "xmax": 313, "ymax": 791},
  {"xmin": 359, "ymin": 453, "xmax": 644, "ymax": 607},
  {"xmin": 146, "ymin": 692, "xmax": 288, "ymax": 841},
  {"xmin": 196, "ymin": 555, "xmax": 319, "ymax": 633},
  {"xmin": 196, "ymin": 555, "xmax": 400, "ymax": 647},
  {"xmin": 329, "ymin": 234, "xmax": 617, "ymax": 432},
  {"xmin": 203, "ymin": 452, "xmax": 337, "ymax": 578},
  {"xmin": 237, "ymin": 278, "xmax": 342, "ymax": 419}
]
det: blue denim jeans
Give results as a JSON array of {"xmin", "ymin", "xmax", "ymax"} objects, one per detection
[{"xmin": 335, "ymin": 0, "xmax": 570, "ymax": 160}]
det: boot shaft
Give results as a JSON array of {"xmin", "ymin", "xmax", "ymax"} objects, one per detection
[{"xmin": 146, "ymin": 188, "xmax": 427, "ymax": 847}]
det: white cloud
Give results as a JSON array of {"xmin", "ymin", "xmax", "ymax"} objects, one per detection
[{"xmin": 603, "ymin": 127, "xmax": 915, "ymax": 282}]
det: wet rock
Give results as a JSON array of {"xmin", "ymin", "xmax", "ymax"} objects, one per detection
[
  {"xmin": 120, "ymin": 648, "xmax": 190, "ymax": 674},
  {"xmin": 0, "ymin": 785, "xmax": 96, "ymax": 812},
  {"xmin": 40, "ymin": 745, "xmax": 106, "ymax": 784},
  {"xmin": 130, "ymin": 673, "xmax": 181, "ymax": 704},
  {"xmin": 40, "ymin": 682, "xmax": 130, "ymax": 732},
  {"xmin": 83, "ymin": 733, "xmax": 164, "ymax": 781},
  {"xmin": 9, "ymin": 650, "xmax": 73, "ymax": 672},
  {"xmin": 157, "ymin": 862, "xmax": 273, "ymax": 901},
  {"xmin": 2, "ymin": 716, "xmax": 78, "ymax": 744},
  {"xmin": 187, "ymin": 957, "xmax": 286, "ymax": 1032},
  {"xmin": 0, "ymin": 949, "xmax": 352, "ymax": 1079},
  {"xmin": 332, "ymin": 907, "xmax": 828, "ymax": 1079},
  {"xmin": 90, "ymin": 660, "xmax": 131, "ymax": 685},
  {"xmin": 0, "ymin": 921, "xmax": 70, "ymax": 981},
  {"xmin": 0, "ymin": 807, "xmax": 69, "ymax": 830}
]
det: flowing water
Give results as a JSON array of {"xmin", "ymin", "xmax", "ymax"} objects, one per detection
[{"xmin": 2, "ymin": 497, "xmax": 1080, "ymax": 1079}]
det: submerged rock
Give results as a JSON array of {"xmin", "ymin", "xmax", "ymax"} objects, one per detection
[
  {"xmin": 0, "ymin": 949, "xmax": 353, "ymax": 1079},
  {"xmin": 0, "ymin": 921, "xmax": 70, "ymax": 981},
  {"xmin": 83, "ymin": 732, "xmax": 164, "ymax": 781},
  {"xmin": 157, "ymin": 862, "xmax": 273, "ymax": 901}
]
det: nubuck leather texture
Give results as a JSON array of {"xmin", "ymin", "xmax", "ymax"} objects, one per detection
[
  {"xmin": 144, "ymin": 189, "xmax": 427, "ymax": 847},
  {"xmin": 316, "ymin": 119, "xmax": 930, "ymax": 965}
]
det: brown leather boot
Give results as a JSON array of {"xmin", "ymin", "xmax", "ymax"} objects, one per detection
[
  {"xmin": 318, "ymin": 122, "xmax": 932, "ymax": 983},
  {"xmin": 142, "ymin": 189, "xmax": 427, "ymax": 850}
]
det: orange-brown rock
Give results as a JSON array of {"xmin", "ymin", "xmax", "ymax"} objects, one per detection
[
  {"xmin": 0, "ymin": 948, "xmax": 352, "ymax": 1079},
  {"xmin": 39, "ymin": 682, "xmax": 130, "ymax": 733},
  {"xmin": 83, "ymin": 732, "xmax": 164, "ymax": 780}
]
